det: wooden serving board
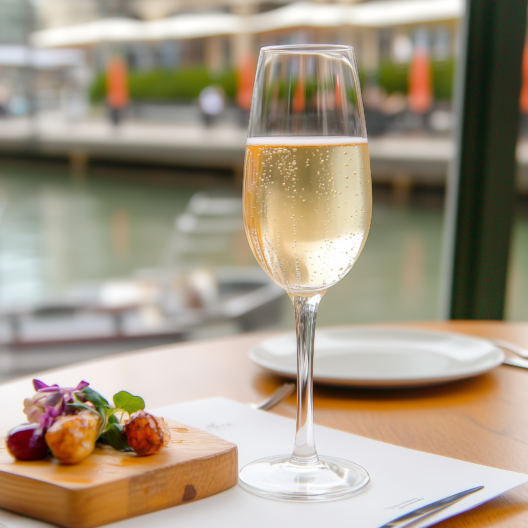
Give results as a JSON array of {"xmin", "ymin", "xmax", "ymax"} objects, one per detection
[{"xmin": 0, "ymin": 419, "xmax": 238, "ymax": 528}]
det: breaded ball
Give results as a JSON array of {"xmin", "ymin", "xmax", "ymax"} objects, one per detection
[
  {"xmin": 124, "ymin": 410, "xmax": 171, "ymax": 456},
  {"xmin": 45, "ymin": 410, "xmax": 101, "ymax": 465}
]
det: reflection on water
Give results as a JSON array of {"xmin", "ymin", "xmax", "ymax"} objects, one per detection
[
  {"xmin": 0, "ymin": 163, "xmax": 197, "ymax": 307},
  {"xmin": 0, "ymin": 161, "xmax": 526, "ymax": 332}
]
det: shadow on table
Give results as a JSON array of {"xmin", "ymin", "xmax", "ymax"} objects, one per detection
[
  {"xmin": 313, "ymin": 372, "xmax": 500, "ymax": 404},
  {"xmin": 251, "ymin": 370, "xmax": 501, "ymax": 410}
]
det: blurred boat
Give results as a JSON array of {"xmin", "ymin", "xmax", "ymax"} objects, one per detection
[
  {"xmin": 0, "ymin": 266, "xmax": 283, "ymax": 347},
  {"xmin": 0, "ymin": 191, "xmax": 284, "ymax": 348}
]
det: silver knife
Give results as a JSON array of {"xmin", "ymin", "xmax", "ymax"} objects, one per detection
[
  {"xmin": 379, "ymin": 486, "xmax": 484, "ymax": 528},
  {"xmin": 503, "ymin": 356, "xmax": 528, "ymax": 369}
]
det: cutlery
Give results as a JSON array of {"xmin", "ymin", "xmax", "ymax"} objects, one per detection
[
  {"xmin": 379, "ymin": 486, "xmax": 484, "ymax": 528},
  {"xmin": 494, "ymin": 339, "xmax": 528, "ymax": 359},
  {"xmin": 502, "ymin": 356, "xmax": 528, "ymax": 369},
  {"xmin": 250, "ymin": 382, "xmax": 295, "ymax": 411},
  {"xmin": 489, "ymin": 339, "xmax": 528, "ymax": 369}
]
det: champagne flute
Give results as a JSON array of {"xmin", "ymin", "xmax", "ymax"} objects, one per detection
[{"xmin": 240, "ymin": 44, "xmax": 372, "ymax": 501}]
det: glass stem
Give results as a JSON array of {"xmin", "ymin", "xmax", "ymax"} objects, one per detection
[{"xmin": 290, "ymin": 292, "xmax": 324, "ymax": 465}]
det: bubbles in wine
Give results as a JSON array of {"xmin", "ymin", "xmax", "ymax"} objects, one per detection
[{"xmin": 244, "ymin": 137, "xmax": 372, "ymax": 292}]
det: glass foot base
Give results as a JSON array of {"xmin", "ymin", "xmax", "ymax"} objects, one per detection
[{"xmin": 239, "ymin": 455, "xmax": 370, "ymax": 502}]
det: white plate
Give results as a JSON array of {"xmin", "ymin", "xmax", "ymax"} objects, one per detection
[{"xmin": 249, "ymin": 327, "xmax": 505, "ymax": 388}]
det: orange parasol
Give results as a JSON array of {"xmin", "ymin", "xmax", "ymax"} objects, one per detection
[
  {"xmin": 236, "ymin": 54, "xmax": 256, "ymax": 111},
  {"xmin": 408, "ymin": 47, "xmax": 432, "ymax": 113},
  {"xmin": 107, "ymin": 57, "xmax": 129, "ymax": 109},
  {"xmin": 520, "ymin": 43, "xmax": 528, "ymax": 113}
]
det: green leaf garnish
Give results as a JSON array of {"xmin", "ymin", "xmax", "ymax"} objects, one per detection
[
  {"xmin": 68, "ymin": 401, "xmax": 95, "ymax": 413},
  {"xmin": 102, "ymin": 406, "xmax": 120, "ymax": 419},
  {"xmin": 113, "ymin": 391, "xmax": 145, "ymax": 415},
  {"xmin": 68, "ymin": 394, "xmax": 103, "ymax": 417},
  {"xmin": 68, "ymin": 386, "xmax": 146, "ymax": 453},
  {"xmin": 106, "ymin": 424, "xmax": 132, "ymax": 451},
  {"xmin": 97, "ymin": 432, "xmax": 109, "ymax": 445},
  {"xmin": 82, "ymin": 387, "xmax": 110, "ymax": 408},
  {"xmin": 68, "ymin": 394, "xmax": 106, "ymax": 434}
]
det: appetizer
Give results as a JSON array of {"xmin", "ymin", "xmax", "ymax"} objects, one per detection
[
  {"xmin": 5, "ymin": 379, "xmax": 171, "ymax": 464},
  {"xmin": 5, "ymin": 423, "xmax": 47, "ymax": 461},
  {"xmin": 45, "ymin": 410, "xmax": 101, "ymax": 465},
  {"xmin": 124, "ymin": 410, "xmax": 171, "ymax": 456}
]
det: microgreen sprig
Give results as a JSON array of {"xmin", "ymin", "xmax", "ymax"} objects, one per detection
[{"xmin": 69, "ymin": 387, "xmax": 145, "ymax": 451}]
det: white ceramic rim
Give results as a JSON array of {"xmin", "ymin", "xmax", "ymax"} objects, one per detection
[{"xmin": 248, "ymin": 327, "xmax": 505, "ymax": 388}]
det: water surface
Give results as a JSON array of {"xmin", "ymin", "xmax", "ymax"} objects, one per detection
[{"xmin": 0, "ymin": 161, "xmax": 526, "ymax": 330}]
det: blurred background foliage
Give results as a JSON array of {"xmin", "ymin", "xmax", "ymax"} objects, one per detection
[
  {"xmin": 377, "ymin": 59, "xmax": 454, "ymax": 100},
  {"xmin": 90, "ymin": 61, "xmax": 454, "ymax": 103},
  {"xmin": 90, "ymin": 67, "xmax": 237, "ymax": 102}
]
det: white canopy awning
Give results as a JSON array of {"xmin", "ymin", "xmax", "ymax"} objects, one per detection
[
  {"xmin": 32, "ymin": 0, "xmax": 464, "ymax": 48},
  {"xmin": 145, "ymin": 12, "xmax": 244, "ymax": 40},
  {"xmin": 251, "ymin": 0, "xmax": 462, "ymax": 31},
  {"xmin": 32, "ymin": 18, "xmax": 144, "ymax": 48},
  {"xmin": 0, "ymin": 45, "xmax": 85, "ymax": 68}
]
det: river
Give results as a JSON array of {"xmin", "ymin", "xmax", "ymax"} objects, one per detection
[{"xmin": 0, "ymin": 159, "xmax": 526, "ymax": 340}]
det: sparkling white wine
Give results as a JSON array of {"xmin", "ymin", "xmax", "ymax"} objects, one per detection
[{"xmin": 243, "ymin": 137, "xmax": 372, "ymax": 293}]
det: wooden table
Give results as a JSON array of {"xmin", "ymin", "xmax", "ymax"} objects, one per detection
[{"xmin": 2, "ymin": 321, "xmax": 528, "ymax": 527}]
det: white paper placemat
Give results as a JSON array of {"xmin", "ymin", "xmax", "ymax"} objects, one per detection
[{"xmin": 0, "ymin": 397, "xmax": 526, "ymax": 528}]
